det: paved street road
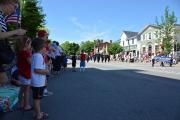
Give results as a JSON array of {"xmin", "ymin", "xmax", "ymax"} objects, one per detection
[{"xmin": 1, "ymin": 61, "xmax": 180, "ymax": 120}]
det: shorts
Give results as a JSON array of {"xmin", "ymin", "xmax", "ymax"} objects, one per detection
[
  {"xmin": 19, "ymin": 76, "xmax": 31, "ymax": 85},
  {"xmin": 31, "ymin": 86, "xmax": 45, "ymax": 99}
]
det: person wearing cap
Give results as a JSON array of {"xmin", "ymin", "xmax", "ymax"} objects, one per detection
[{"xmin": 37, "ymin": 30, "xmax": 53, "ymax": 96}]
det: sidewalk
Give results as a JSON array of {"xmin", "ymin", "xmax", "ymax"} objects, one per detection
[
  {"xmin": 87, "ymin": 60, "xmax": 180, "ymax": 80},
  {"xmin": 109, "ymin": 60, "xmax": 180, "ymax": 68}
]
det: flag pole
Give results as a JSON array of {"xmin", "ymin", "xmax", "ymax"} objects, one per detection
[{"xmin": 18, "ymin": 0, "xmax": 21, "ymax": 29}]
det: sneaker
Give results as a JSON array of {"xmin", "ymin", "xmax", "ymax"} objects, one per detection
[{"xmin": 43, "ymin": 91, "xmax": 53, "ymax": 96}]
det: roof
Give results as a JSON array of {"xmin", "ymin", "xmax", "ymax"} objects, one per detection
[
  {"xmin": 139, "ymin": 25, "xmax": 160, "ymax": 35},
  {"xmin": 122, "ymin": 31, "xmax": 138, "ymax": 38},
  {"xmin": 128, "ymin": 34, "xmax": 141, "ymax": 40},
  {"xmin": 175, "ymin": 24, "xmax": 180, "ymax": 26}
]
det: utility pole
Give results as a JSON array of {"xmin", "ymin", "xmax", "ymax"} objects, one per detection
[{"xmin": 127, "ymin": 39, "xmax": 131, "ymax": 62}]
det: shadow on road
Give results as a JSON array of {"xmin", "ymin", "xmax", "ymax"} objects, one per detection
[{"xmin": 1, "ymin": 68, "xmax": 180, "ymax": 120}]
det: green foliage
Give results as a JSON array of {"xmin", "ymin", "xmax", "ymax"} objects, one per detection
[
  {"xmin": 80, "ymin": 41, "xmax": 95, "ymax": 54},
  {"xmin": 7, "ymin": 23, "xmax": 18, "ymax": 31},
  {"xmin": 70, "ymin": 42, "xmax": 80, "ymax": 55},
  {"xmin": 61, "ymin": 41, "xmax": 71, "ymax": 55},
  {"xmin": 163, "ymin": 37, "xmax": 173, "ymax": 54},
  {"xmin": 61, "ymin": 41, "xmax": 80, "ymax": 56},
  {"xmin": 108, "ymin": 42, "xmax": 123, "ymax": 55},
  {"xmin": 21, "ymin": 0, "xmax": 46, "ymax": 38},
  {"xmin": 156, "ymin": 6, "xmax": 177, "ymax": 54}
]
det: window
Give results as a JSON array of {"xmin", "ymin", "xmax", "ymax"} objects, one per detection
[
  {"xmin": 149, "ymin": 33, "xmax": 151, "ymax": 39},
  {"xmin": 143, "ymin": 35, "xmax": 145, "ymax": 40},
  {"xmin": 143, "ymin": 47, "xmax": 146, "ymax": 53},
  {"xmin": 148, "ymin": 45, "xmax": 152, "ymax": 53},
  {"xmin": 155, "ymin": 45, "xmax": 159, "ymax": 53},
  {"xmin": 132, "ymin": 38, "xmax": 134, "ymax": 44},
  {"xmin": 155, "ymin": 31, "xmax": 158, "ymax": 38}
]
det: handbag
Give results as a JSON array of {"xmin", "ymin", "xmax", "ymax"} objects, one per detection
[{"xmin": 0, "ymin": 40, "xmax": 15, "ymax": 64}]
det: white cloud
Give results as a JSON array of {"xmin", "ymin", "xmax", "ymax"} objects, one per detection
[
  {"xmin": 70, "ymin": 17, "xmax": 111, "ymax": 42},
  {"xmin": 80, "ymin": 31, "xmax": 108, "ymax": 41},
  {"xmin": 119, "ymin": 25, "xmax": 138, "ymax": 32},
  {"xmin": 71, "ymin": 17, "xmax": 86, "ymax": 30}
]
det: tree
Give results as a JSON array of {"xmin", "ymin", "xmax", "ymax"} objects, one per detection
[
  {"xmin": 69, "ymin": 43, "xmax": 80, "ymax": 55},
  {"xmin": 80, "ymin": 41, "xmax": 95, "ymax": 54},
  {"xmin": 21, "ymin": 0, "xmax": 46, "ymax": 38},
  {"xmin": 108, "ymin": 42, "xmax": 123, "ymax": 55},
  {"xmin": 61, "ymin": 41, "xmax": 71, "ymax": 55},
  {"xmin": 156, "ymin": 6, "xmax": 177, "ymax": 55},
  {"xmin": 61, "ymin": 41, "xmax": 80, "ymax": 56}
]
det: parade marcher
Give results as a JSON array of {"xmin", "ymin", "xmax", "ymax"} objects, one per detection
[
  {"xmin": 160, "ymin": 61, "xmax": 164, "ymax": 67},
  {"xmin": 152, "ymin": 58, "xmax": 155, "ymax": 67},
  {"xmin": 93, "ymin": 55, "xmax": 96, "ymax": 63},
  {"xmin": 107, "ymin": 55, "xmax": 110, "ymax": 62},
  {"xmin": 80, "ymin": 51, "xmax": 86, "ymax": 72},
  {"xmin": 151, "ymin": 54, "xmax": 155, "ymax": 67},
  {"xmin": 97, "ymin": 54, "xmax": 100, "ymax": 63},
  {"xmin": 0, "ymin": 0, "xmax": 26, "ymax": 86},
  {"xmin": 71, "ymin": 53, "xmax": 77, "ymax": 72},
  {"xmin": 86, "ymin": 55, "xmax": 90, "ymax": 63},
  {"xmin": 169, "ymin": 57, "xmax": 173, "ymax": 67},
  {"xmin": 62, "ymin": 54, "xmax": 68, "ymax": 70},
  {"xmin": 101, "ymin": 55, "xmax": 104, "ymax": 63},
  {"xmin": 104, "ymin": 55, "xmax": 107, "ymax": 63}
]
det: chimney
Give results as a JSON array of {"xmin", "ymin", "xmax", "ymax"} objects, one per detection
[{"xmin": 110, "ymin": 40, "xmax": 112, "ymax": 43}]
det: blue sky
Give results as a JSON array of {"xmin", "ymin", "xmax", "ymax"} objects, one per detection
[{"xmin": 41, "ymin": 0, "xmax": 180, "ymax": 43}]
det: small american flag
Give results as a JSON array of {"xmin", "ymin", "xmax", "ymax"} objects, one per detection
[{"xmin": 5, "ymin": 7, "xmax": 21, "ymax": 24}]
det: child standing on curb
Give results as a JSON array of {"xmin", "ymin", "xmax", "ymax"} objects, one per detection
[
  {"xmin": 17, "ymin": 37, "xmax": 32, "ymax": 111},
  {"xmin": 31, "ymin": 38, "xmax": 49, "ymax": 119}
]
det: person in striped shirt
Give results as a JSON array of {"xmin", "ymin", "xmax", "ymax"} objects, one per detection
[
  {"xmin": 0, "ymin": 0, "xmax": 26, "ymax": 86},
  {"xmin": 0, "ymin": 0, "xmax": 26, "ymax": 39}
]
